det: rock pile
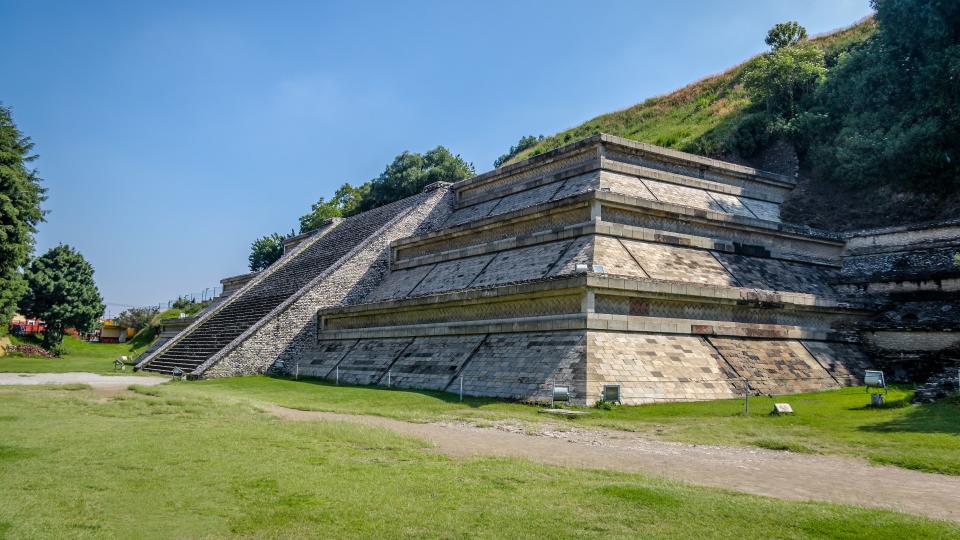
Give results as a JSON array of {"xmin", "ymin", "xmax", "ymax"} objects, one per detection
[{"xmin": 912, "ymin": 366, "xmax": 960, "ymax": 403}]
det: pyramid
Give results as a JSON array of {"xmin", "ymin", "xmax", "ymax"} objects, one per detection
[{"xmin": 280, "ymin": 134, "xmax": 873, "ymax": 404}]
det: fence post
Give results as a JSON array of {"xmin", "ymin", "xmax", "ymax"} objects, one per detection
[
  {"xmin": 336, "ymin": 365, "xmax": 339, "ymax": 385},
  {"xmin": 387, "ymin": 370, "xmax": 391, "ymax": 388},
  {"xmin": 459, "ymin": 376, "xmax": 463, "ymax": 402},
  {"xmin": 743, "ymin": 378, "xmax": 750, "ymax": 416}
]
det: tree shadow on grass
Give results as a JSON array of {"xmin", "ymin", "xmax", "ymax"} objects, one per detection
[
  {"xmin": 857, "ymin": 396, "xmax": 960, "ymax": 436},
  {"xmin": 265, "ymin": 373, "xmax": 517, "ymax": 410}
]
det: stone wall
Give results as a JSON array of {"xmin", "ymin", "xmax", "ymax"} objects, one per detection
[
  {"xmin": 291, "ymin": 330, "xmax": 587, "ymax": 403},
  {"xmin": 297, "ymin": 329, "xmax": 864, "ymax": 405},
  {"xmin": 155, "ymin": 134, "xmax": 905, "ymax": 404},
  {"xmin": 587, "ymin": 333, "xmax": 741, "ymax": 403},
  {"xmin": 199, "ymin": 186, "xmax": 454, "ymax": 377},
  {"xmin": 840, "ymin": 219, "xmax": 960, "ymax": 376}
]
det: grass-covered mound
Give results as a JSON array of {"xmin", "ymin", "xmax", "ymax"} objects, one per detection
[{"xmin": 506, "ymin": 20, "xmax": 874, "ymax": 164}]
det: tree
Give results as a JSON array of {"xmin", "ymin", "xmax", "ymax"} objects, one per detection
[
  {"xmin": 806, "ymin": 0, "xmax": 960, "ymax": 188},
  {"xmin": 116, "ymin": 306, "xmax": 159, "ymax": 329},
  {"xmin": 0, "ymin": 105, "xmax": 46, "ymax": 323},
  {"xmin": 171, "ymin": 296, "xmax": 196, "ymax": 309},
  {"xmin": 248, "ymin": 233, "xmax": 286, "ymax": 271},
  {"xmin": 19, "ymin": 245, "xmax": 104, "ymax": 348},
  {"xmin": 298, "ymin": 197, "xmax": 342, "ymax": 233},
  {"xmin": 765, "ymin": 21, "xmax": 808, "ymax": 50},
  {"xmin": 331, "ymin": 182, "xmax": 368, "ymax": 217},
  {"xmin": 299, "ymin": 182, "xmax": 373, "ymax": 231},
  {"xmin": 494, "ymin": 135, "xmax": 545, "ymax": 168},
  {"xmin": 743, "ymin": 43, "xmax": 826, "ymax": 119},
  {"xmin": 355, "ymin": 146, "xmax": 474, "ymax": 213}
]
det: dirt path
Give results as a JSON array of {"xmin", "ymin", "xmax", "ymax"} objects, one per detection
[
  {"xmin": 267, "ymin": 405, "xmax": 960, "ymax": 522},
  {"xmin": 0, "ymin": 372, "xmax": 168, "ymax": 389}
]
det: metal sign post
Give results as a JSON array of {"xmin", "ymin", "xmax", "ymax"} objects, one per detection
[{"xmin": 743, "ymin": 378, "xmax": 750, "ymax": 415}]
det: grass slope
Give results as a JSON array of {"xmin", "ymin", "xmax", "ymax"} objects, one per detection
[
  {"xmin": 0, "ymin": 383, "xmax": 956, "ymax": 539},
  {"xmin": 506, "ymin": 19, "xmax": 876, "ymax": 164},
  {"xmin": 189, "ymin": 377, "xmax": 960, "ymax": 475}
]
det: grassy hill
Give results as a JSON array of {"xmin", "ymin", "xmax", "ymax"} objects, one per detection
[
  {"xmin": 503, "ymin": 15, "xmax": 960, "ymax": 231},
  {"xmin": 508, "ymin": 19, "xmax": 876, "ymax": 165}
]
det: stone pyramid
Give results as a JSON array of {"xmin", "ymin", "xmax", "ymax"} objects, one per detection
[{"xmin": 285, "ymin": 134, "xmax": 873, "ymax": 404}]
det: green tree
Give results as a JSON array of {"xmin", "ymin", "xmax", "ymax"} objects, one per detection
[
  {"xmin": 332, "ymin": 182, "xmax": 368, "ymax": 217},
  {"xmin": 765, "ymin": 21, "xmax": 808, "ymax": 50},
  {"xmin": 116, "ymin": 306, "xmax": 159, "ymax": 329},
  {"xmin": 743, "ymin": 43, "xmax": 826, "ymax": 120},
  {"xmin": 807, "ymin": 0, "xmax": 960, "ymax": 189},
  {"xmin": 494, "ymin": 135, "xmax": 544, "ymax": 168},
  {"xmin": 355, "ymin": 146, "xmax": 474, "ymax": 213},
  {"xmin": 248, "ymin": 233, "xmax": 286, "ymax": 272},
  {"xmin": 0, "ymin": 105, "xmax": 46, "ymax": 323},
  {"xmin": 171, "ymin": 296, "xmax": 196, "ymax": 310},
  {"xmin": 298, "ymin": 197, "xmax": 342, "ymax": 233},
  {"xmin": 19, "ymin": 245, "xmax": 104, "ymax": 348}
]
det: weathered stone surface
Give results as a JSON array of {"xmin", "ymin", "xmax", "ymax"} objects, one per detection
[
  {"xmin": 456, "ymin": 331, "xmax": 587, "ymax": 402},
  {"xmin": 800, "ymin": 340, "xmax": 872, "ymax": 385},
  {"xmin": 547, "ymin": 235, "xmax": 594, "ymax": 276},
  {"xmin": 364, "ymin": 264, "xmax": 435, "ymax": 302},
  {"xmin": 642, "ymin": 178, "xmax": 729, "ymax": 215},
  {"xmin": 707, "ymin": 337, "xmax": 838, "ymax": 395},
  {"xmin": 741, "ymin": 198, "xmax": 781, "ymax": 222},
  {"xmin": 410, "ymin": 254, "xmax": 494, "ymax": 296},
  {"xmin": 445, "ymin": 198, "xmax": 499, "ymax": 227},
  {"xmin": 387, "ymin": 335, "xmax": 486, "ymax": 390},
  {"xmin": 552, "ymin": 171, "xmax": 599, "ymax": 199},
  {"xmin": 139, "ymin": 135, "xmax": 896, "ymax": 405},
  {"xmin": 599, "ymin": 171, "xmax": 656, "ymax": 200},
  {"xmin": 622, "ymin": 240, "xmax": 734, "ymax": 286},
  {"xmin": 713, "ymin": 253, "xmax": 837, "ymax": 296},
  {"xmin": 333, "ymin": 338, "xmax": 413, "ymax": 385},
  {"xmin": 588, "ymin": 333, "xmax": 740, "ymax": 404},
  {"xmin": 470, "ymin": 241, "xmax": 571, "ymax": 288},
  {"xmin": 300, "ymin": 339, "xmax": 358, "ymax": 378}
]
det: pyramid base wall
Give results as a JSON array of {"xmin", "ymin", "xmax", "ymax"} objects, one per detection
[{"xmin": 283, "ymin": 328, "xmax": 868, "ymax": 405}]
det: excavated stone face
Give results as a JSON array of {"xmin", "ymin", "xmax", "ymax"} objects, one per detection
[
  {"xmin": 299, "ymin": 135, "xmax": 877, "ymax": 405},
  {"xmin": 141, "ymin": 134, "xmax": 957, "ymax": 403},
  {"xmin": 137, "ymin": 186, "xmax": 454, "ymax": 377}
]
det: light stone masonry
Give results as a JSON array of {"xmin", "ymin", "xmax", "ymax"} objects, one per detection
[{"xmin": 141, "ymin": 135, "xmax": 915, "ymax": 405}]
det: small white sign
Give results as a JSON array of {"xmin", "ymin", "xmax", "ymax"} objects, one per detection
[{"xmin": 773, "ymin": 403, "xmax": 794, "ymax": 415}]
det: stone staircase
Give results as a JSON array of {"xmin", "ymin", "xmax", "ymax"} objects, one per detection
[{"xmin": 138, "ymin": 197, "xmax": 425, "ymax": 376}]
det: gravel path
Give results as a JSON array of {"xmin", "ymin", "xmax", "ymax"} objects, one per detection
[
  {"xmin": 268, "ymin": 405, "xmax": 960, "ymax": 522},
  {"xmin": 0, "ymin": 372, "xmax": 168, "ymax": 388}
]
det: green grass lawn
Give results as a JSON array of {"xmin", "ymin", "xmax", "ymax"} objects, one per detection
[
  {"xmin": 185, "ymin": 377, "xmax": 960, "ymax": 475},
  {"xmin": 0, "ymin": 335, "xmax": 151, "ymax": 375},
  {"xmin": 0, "ymin": 383, "xmax": 956, "ymax": 539}
]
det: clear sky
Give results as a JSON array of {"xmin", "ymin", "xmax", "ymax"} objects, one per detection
[{"xmin": 0, "ymin": 0, "xmax": 873, "ymax": 315}]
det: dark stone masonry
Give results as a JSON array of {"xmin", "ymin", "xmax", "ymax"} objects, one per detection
[{"xmin": 138, "ymin": 135, "xmax": 960, "ymax": 404}]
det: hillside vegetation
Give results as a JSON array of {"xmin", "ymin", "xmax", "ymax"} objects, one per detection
[
  {"xmin": 507, "ymin": 20, "xmax": 875, "ymax": 164},
  {"xmin": 505, "ymin": 0, "xmax": 960, "ymax": 230}
]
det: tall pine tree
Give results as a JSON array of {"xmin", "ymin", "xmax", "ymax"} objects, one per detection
[{"xmin": 0, "ymin": 105, "xmax": 46, "ymax": 323}]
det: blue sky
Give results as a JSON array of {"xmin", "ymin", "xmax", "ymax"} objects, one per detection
[{"xmin": 0, "ymin": 0, "xmax": 873, "ymax": 314}]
